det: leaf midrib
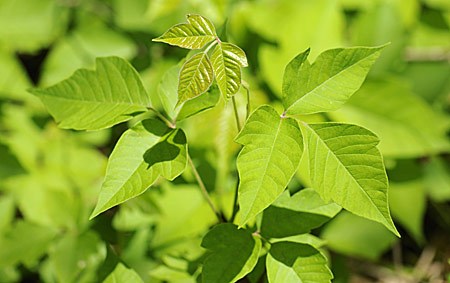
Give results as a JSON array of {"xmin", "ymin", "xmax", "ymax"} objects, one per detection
[{"xmin": 36, "ymin": 92, "xmax": 148, "ymax": 107}]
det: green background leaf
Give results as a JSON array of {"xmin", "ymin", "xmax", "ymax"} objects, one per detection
[
  {"xmin": 236, "ymin": 105, "xmax": 303, "ymax": 226},
  {"xmin": 31, "ymin": 57, "xmax": 151, "ymax": 130},
  {"xmin": 103, "ymin": 263, "xmax": 143, "ymax": 283},
  {"xmin": 301, "ymin": 122, "xmax": 399, "ymax": 236},
  {"xmin": 201, "ymin": 223, "xmax": 261, "ymax": 283}
]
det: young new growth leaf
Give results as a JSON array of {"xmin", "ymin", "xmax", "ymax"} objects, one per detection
[
  {"xmin": 282, "ymin": 45, "xmax": 386, "ymax": 115},
  {"xmin": 152, "ymin": 14, "xmax": 217, "ymax": 49},
  {"xmin": 177, "ymin": 52, "xmax": 214, "ymax": 105},
  {"xmin": 236, "ymin": 105, "xmax": 303, "ymax": 226},
  {"xmin": 301, "ymin": 122, "xmax": 399, "ymax": 236},
  {"xmin": 211, "ymin": 42, "xmax": 248, "ymax": 98},
  {"xmin": 30, "ymin": 57, "xmax": 150, "ymax": 130},
  {"xmin": 90, "ymin": 119, "xmax": 187, "ymax": 219}
]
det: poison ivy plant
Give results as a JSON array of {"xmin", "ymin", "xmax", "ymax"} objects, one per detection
[{"xmin": 28, "ymin": 13, "xmax": 403, "ymax": 283}]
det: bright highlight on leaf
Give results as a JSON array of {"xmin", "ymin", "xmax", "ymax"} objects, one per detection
[
  {"xmin": 300, "ymin": 122, "xmax": 399, "ymax": 236},
  {"xmin": 211, "ymin": 42, "xmax": 248, "ymax": 98},
  {"xmin": 236, "ymin": 105, "xmax": 303, "ymax": 226},
  {"xmin": 90, "ymin": 119, "xmax": 187, "ymax": 219},
  {"xmin": 283, "ymin": 45, "xmax": 386, "ymax": 115},
  {"xmin": 30, "ymin": 56, "xmax": 150, "ymax": 130},
  {"xmin": 201, "ymin": 224, "xmax": 261, "ymax": 283},
  {"xmin": 152, "ymin": 14, "xmax": 217, "ymax": 49},
  {"xmin": 266, "ymin": 242, "xmax": 333, "ymax": 283},
  {"xmin": 178, "ymin": 52, "xmax": 214, "ymax": 105}
]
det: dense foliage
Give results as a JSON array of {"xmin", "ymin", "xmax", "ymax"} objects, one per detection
[{"xmin": 0, "ymin": 0, "xmax": 449, "ymax": 282}]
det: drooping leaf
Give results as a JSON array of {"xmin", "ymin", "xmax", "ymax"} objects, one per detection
[
  {"xmin": 329, "ymin": 79, "xmax": 450, "ymax": 158},
  {"xmin": 103, "ymin": 263, "xmax": 143, "ymax": 283},
  {"xmin": 177, "ymin": 84, "xmax": 221, "ymax": 121},
  {"xmin": 283, "ymin": 45, "xmax": 385, "ymax": 115},
  {"xmin": 211, "ymin": 42, "xmax": 248, "ymax": 98},
  {"xmin": 90, "ymin": 118, "xmax": 187, "ymax": 218},
  {"xmin": 261, "ymin": 189, "xmax": 341, "ymax": 238},
  {"xmin": 266, "ymin": 242, "xmax": 332, "ymax": 283},
  {"xmin": 178, "ymin": 52, "xmax": 214, "ymax": 105},
  {"xmin": 301, "ymin": 122, "xmax": 399, "ymax": 236},
  {"xmin": 152, "ymin": 14, "xmax": 217, "ymax": 49},
  {"xmin": 30, "ymin": 56, "xmax": 151, "ymax": 130},
  {"xmin": 201, "ymin": 223, "xmax": 261, "ymax": 283},
  {"xmin": 321, "ymin": 211, "xmax": 397, "ymax": 260},
  {"xmin": 236, "ymin": 105, "xmax": 303, "ymax": 226}
]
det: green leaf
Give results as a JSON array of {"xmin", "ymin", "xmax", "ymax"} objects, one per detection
[
  {"xmin": 329, "ymin": 79, "xmax": 450, "ymax": 158},
  {"xmin": 177, "ymin": 84, "xmax": 221, "ymax": 121},
  {"xmin": 301, "ymin": 122, "xmax": 399, "ymax": 236},
  {"xmin": 321, "ymin": 211, "xmax": 397, "ymax": 260},
  {"xmin": 178, "ymin": 52, "xmax": 214, "ymax": 105},
  {"xmin": 158, "ymin": 65, "xmax": 180, "ymax": 120},
  {"xmin": 261, "ymin": 189, "xmax": 341, "ymax": 238},
  {"xmin": 236, "ymin": 105, "xmax": 303, "ymax": 226},
  {"xmin": 266, "ymin": 242, "xmax": 332, "ymax": 283},
  {"xmin": 201, "ymin": 223, "xmax": 262, "ymax": 283},
  {"xmin": 103, "ymin": 263, "xmax": 143, "ymax": 283},
  {"xmin": 211, "ymin": 42, "xmax": 248, "ymax": 98},
  {"xmin": 153, "ymin": 14, "xmax": 217, "ymax": 49},
  {"xmin": 90, "ymin": 118, "xmax": 187, "ymax": 218},
  {"xmin": 30, "ymin": 57, "xmax": 150, "ymax": 130},
  {"xmin": 283, "ymin": 45, "xmax": 385, "ymax": 115},
  {"xmin": 425, "ymin": 157, "xmax": 450, "ymax": 202},
  {"xmin": 389, "ymin": 181, "xmax": 425, "ymax": 243}
]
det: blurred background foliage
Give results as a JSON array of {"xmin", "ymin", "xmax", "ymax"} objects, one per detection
[{"xmin": 0, "ymin": 0, "xmax": 449, "ymax": 282}]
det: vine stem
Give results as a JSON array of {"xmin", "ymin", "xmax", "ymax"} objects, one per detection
[
  {"xmin": 241, "ymin": 80, "xmax": 251, "ymax": 120},
  {"xmin": 231, "ymin": 95, "xmax": 241, "ymax": 132},
  {"xmin": 148, "ymin": 107, "xmax": 175, "ymax": 128},
  {"xmin": 230, "ymin": 182, "xmax": 239, "ymax": 223},
  {"xmin": 188, "ymin": 154, "xmax": 223, "ymax": 222}
]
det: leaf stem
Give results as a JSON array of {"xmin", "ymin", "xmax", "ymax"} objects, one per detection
[
  {"xmin": 148, "ymin": 107, "xmax": 175, "ymax": 128},
  {"xmin": 230, "ymin": 181, "xmax": 239, "ymax": 223},
  {"xmin": 188, "ymin": 153, "xmax": 223, "ymax": 222},
  {"xmin": 231, "ymin": 95, "xmax": 241, "ymax": 132},
  {"xmin": 241, "ymin": 80, "xmax": 251, "ymax": 120},
  {"xmin": 204, "ymin": 40, "xmax": 218, "ymax": 54}
]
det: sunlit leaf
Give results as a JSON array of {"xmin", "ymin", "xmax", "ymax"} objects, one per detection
[
  {"xmin": 283, "ymin": 46, "xmax": 385, "ymax": 115},
  {"xmin": 211, "ymin": 42, "xmax": 247, "ymax": 98},
  {"xmin": 153, "ymin": 14, "xmax": 217, "ymax": 49},
  {"xmin": 236, "ymin": 105, "xmax": 303, "ymax": 226},
  {"xmin": 178, "ymin": 52, "xmax": 214, "ymax": 105},
  {"xmin": 90, "ymin": 119, "xmax": 187, "ymax": 218},
  {"xmin": 201, "ymin": 223, "xmax": 261, "ymax": 283},
  {"xmin": 103, "ymin": 263, "xmax": 143, "ymax": 283},
  {"xmin": 31, "ymin": 57, "xmax": 151, "ymax": 130},
  {"xmin": 261, "ymin": 189, "xmax": 341, "ymax": 238},
  {"xmin": 266, "ymin": 242, "xmax": 332, "ymax": 283},
  {"xmin": 301, "ymin": 122, "xmax": 399, "ymax": 236}
]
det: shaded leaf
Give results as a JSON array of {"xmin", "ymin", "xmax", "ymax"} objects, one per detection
[
  {"xmin": 103, "ymin": 263, "xmax": 143, "ymax": 283},
  {"xmin": 153, "ymin": 14, "xmax": 216, "ymax": 49},
  {"xmin": 266, "ymin": 242, "xmax": 332, "ymax": 283},
  {"xmin": 261, "ymin": 189, "xmax": 341, "ymax": 238},
  {"xmin": 236, "ymin": 105, "xmax": 303, "ymax": 226},
  {"xmin": 90, "ymin": 119, "xmax": 187, "ymax": 218},
  {"xmin": 283, "ymin": 46, "xmax": 385, "ymax": 115},
  {"xmin": 31, "ymin": 57, "xmax": 150, "ymax": 130},
  {"xmin": 178, "ymin": 53, "xmax": 214, "ymax": 105},
  {"xmin": 201, "ymin": 223, "xmax": 261, "ymax": 283},
  {"xmin": 177, "ymin": 84, "xmax": 221, "ymax": 121},
  {"xmin": 301, "ymin": 122, "xmax": 399, "ymax": 236},
  {"xmin": 211, "ymin": 42, "xmax": 247, "ymax": 98}
]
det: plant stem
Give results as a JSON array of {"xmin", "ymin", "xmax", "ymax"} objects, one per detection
[
  {"xmin": 148, "ymin": 107, "xmax": 175, "ymax": 128},
  {"xmin": 188, "ymin": 154, "xmax": 223, "ymax": 222},
  {"xmin": 231, "ymin": 95, "xmax": 241, "ymax": 132},
  {"xmin": 242, "ymin": 80, "xmax": 251, "ymax": 120},
  {"xmin": 204, "ymin": 40, "xmax": 218, "ymax": 54},
  {"xmin": 230, "ymin": 181, "xmax": 239, "ymax": 223}
]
